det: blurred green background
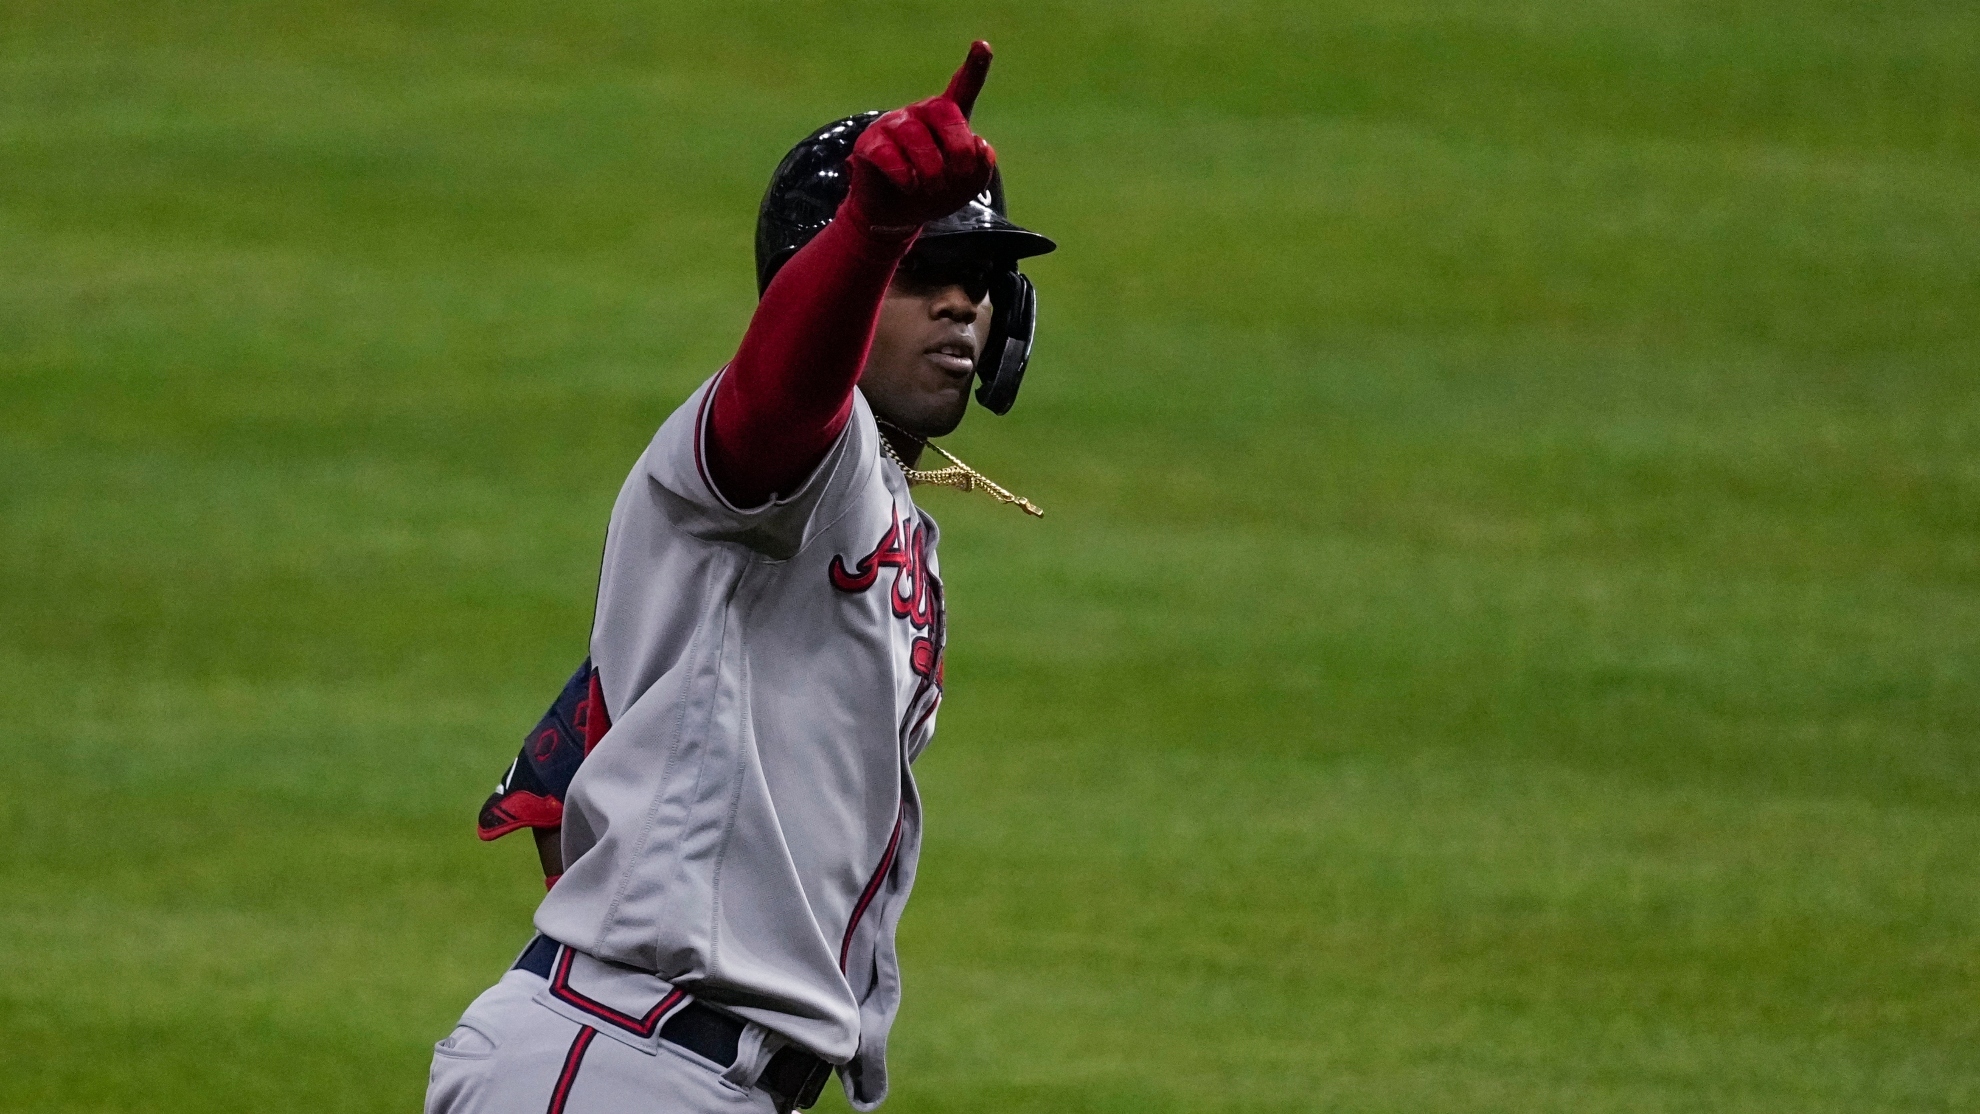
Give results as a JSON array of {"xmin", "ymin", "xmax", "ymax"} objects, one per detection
[{"xmin": 3, "ymin": 1, "xmax": 1977, "ymax": 1111}]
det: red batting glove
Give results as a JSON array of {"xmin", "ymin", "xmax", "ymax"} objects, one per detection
[{"xmin": 841, "ymin": 41, "xmax": 999, "ymax": 237}]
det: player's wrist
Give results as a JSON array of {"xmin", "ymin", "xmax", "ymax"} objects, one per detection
[
  {"xmin": 835, "ymin": 197, "xmax": 926, "ymax": 275},
  {"xmin": 833, "ymin": 193, "xmax": 922, "ymax": 256}
]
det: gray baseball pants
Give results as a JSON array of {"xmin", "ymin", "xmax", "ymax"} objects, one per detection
[{"xmin": 426, "ymin": 965, "xmax": 790, "ymax": 1114}]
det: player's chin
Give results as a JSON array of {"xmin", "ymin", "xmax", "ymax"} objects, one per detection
[
  {"xmin": 891, "ymin": 385, "xmax": 966, "ymax": 443},
  {"xmin": 891, "ymin": 360, "xmax": 966, "ymax": 429},
  {"xmin": 904, "ymin": 379, "xmax": 971, "ymax": 438}
]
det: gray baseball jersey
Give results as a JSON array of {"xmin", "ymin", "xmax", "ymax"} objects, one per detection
[{"xmin": 533, "ymin": 373, "xmax": 945, "ymax": 1110}]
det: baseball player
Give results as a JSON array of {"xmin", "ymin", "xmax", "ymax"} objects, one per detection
[{"xmin": 427, "ymin": 41, "xmax": 1055, "ymax": 1114}]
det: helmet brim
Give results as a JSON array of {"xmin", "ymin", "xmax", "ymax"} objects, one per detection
[
  {"xmin": 916, "ymin": 224, "xmax": 1058, "ymax": 263},
  {"xmin": 919, "ymin": 199, "xmax": 1057, "ymax": 262}
]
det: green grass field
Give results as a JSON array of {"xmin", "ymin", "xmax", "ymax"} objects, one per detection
[{"xmin": 3, "ymin": 1, "xmax": 1977, "ymax": 1110}]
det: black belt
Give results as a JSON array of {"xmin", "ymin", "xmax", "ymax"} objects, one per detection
[{"xmin": 514, "ymin": 935, "xmax": 832, "ymax": 1110}]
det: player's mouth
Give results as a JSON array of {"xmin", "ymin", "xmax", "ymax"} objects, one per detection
[{"xmin": 923, "ymin": 337, "xmax": 977, "ymax": 377}]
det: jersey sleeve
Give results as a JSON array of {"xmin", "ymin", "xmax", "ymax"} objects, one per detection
[
  {"xmin": 476, "ymin": 658, "xmax": 612, "ymax": 840},
  {"xmin": 704, "ymin": 213, "xmax": 912, "ymax": 509},
  {"xmin": 640, "ymin": 373, "xmax": 880, "ymax": 560}
]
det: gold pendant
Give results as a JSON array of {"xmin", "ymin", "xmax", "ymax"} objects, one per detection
[{"xmin": 879, "ymin": 432, "xmax": 1044, "ymax": 518}]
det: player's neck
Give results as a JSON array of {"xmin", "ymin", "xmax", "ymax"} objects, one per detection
[{"xmin": 875, "ymin": 418, "xmax": 926, "ymax": 468}]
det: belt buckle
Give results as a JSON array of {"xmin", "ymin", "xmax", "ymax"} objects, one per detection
[
  {"xmin": 762, "ymin": 1045, "xmax": 833, "ymax": 1111},
  {"xmin": 791, "ymin": 1055, "xmax": 831, "ymax": 1109}
]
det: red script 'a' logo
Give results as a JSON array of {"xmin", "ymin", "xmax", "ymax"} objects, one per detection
[{"xmin": 829, "ymin": 508, "xmax": 936, "ymax": 631}]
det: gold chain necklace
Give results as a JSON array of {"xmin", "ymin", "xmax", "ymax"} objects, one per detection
[{"xmin": 876, "ymin": 421, "xmax": 1044, "ymax": 518}]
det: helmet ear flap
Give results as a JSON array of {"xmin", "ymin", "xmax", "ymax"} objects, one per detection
[{"xmin": 974, "ymin": 269, "xmax": 1036, "ymax": 415}]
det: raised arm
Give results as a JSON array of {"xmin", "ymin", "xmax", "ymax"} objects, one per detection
[{"xmin": 704, "ymin": 42, "xmax": 997, "ymax": 508}]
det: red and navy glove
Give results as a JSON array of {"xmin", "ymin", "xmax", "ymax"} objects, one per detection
[
  {"xmin": 476, "ymin": 659, "xmax": 611, "ymax": 841},
  {"xmin": 839, "ymin": 40, "xmax": 998, "ymax": 237}
]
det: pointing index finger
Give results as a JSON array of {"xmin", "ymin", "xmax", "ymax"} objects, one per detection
[{"xmin": 943, "ymin": 40, "xmax": 993, "ymax": 120}]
